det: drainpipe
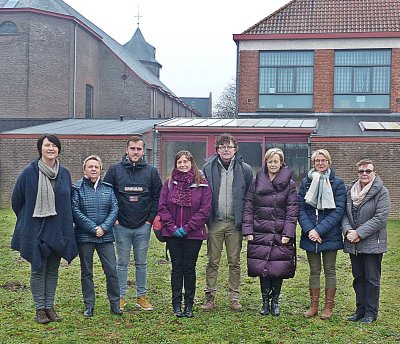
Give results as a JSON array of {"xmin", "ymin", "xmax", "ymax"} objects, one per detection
[
  {"xmin": 152, "ymin": 128, "xmax": 159, "ymax": 169},
  {"xmin": 72, "ymin": 22, "xmax": 78, "ymax": 118},
  {"xmin": 235, "ymin": 41, "xmax": 240, "ymax": 118}
]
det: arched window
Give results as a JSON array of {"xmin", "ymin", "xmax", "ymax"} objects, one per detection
[{"xmin": 0, "ymin": 21, "xmax": 18, "ymax": 34}]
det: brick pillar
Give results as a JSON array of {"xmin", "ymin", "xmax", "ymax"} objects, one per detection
[
  {"xmin": 391, "ymin": 48, "xmax": 400, "ymax": 112},
  {"xmin": 314, "ymin": 49, "xmax": 334, "ymax": 112},
  {"xmin": 237, "ymin": 50, "xmax": 259, "ymax": 113}
]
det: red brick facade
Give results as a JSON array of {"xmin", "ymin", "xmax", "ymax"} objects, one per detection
[{"xmin": 314, "ymin": 49, "xmax": 334, "ymax": 112}]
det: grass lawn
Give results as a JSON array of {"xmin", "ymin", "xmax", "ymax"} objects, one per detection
[{"xmin": 0, "ymin": 208, "xmax": 399, "ymax": 343}]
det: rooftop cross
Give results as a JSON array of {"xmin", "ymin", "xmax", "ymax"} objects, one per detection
[{"xmin": 134, "ymin": 7, "xmax": 143, "ymax": 27}]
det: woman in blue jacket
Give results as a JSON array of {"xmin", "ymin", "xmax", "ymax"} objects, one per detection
[
  {"xmin": 298, "ymin": 149, "xmax": 346, "ymax": 320},
  {"xmin": 72, "ymin": 155, "xmax": 122, "ymax": 317},
  {"xmin": 11, "ymin": 135, "xmax": 78, "ymax": 324}
]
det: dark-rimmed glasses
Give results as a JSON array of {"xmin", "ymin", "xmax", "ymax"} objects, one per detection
[{"xmin": 358, "ymin": 169, "xmax": 374, "ymax": 175}]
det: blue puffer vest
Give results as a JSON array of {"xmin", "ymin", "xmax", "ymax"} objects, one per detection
[{"xmin": 72, "ymin": 178, "xmax": 118, "ymax": 244}]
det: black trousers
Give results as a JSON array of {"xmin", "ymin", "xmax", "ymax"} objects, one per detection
[
  {"xmin": 78, "ymin": 242, "xmax": 120, "ymax": 309},
  {"xmin": 350, "ymin": 253, "xmax": 383, "ymax": 319},
  {"xmin": 166, "ymin": 237, "xmax": 202, "ymax": 306}
]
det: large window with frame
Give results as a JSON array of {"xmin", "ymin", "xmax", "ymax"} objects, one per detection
[
  {"xmin": 259, "ymin": 51, "xmax": 314, "ymax": 110},
  {"xmin": 334, "ymin": 49, "xmax": 391, "ymax": 110}
]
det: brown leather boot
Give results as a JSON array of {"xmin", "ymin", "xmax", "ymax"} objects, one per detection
[
  {"xmin": 36, "ymin": 309, "xmax": 51, "ymax": 324},
  {"xmin": 304, "ymin": 288, "xmax": 320, "ymax": 318},
  {"xmin": 46, "ymin": 307, "xmax": 62, "ymax": 322},
  {"xmin": 201, "ymin": 294, "xmax": 215, "ymax": 311},
  {"xmin": 320, "ymin": 288, "xmax": 336, "ymax": 320}
]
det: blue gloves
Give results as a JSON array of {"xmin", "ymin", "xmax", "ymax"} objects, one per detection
[{"xmin": 173, "ymin": 227, "xmax": 187, "ymax": 238}]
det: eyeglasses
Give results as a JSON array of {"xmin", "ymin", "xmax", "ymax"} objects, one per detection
[
  {"xmin": 314, "ymin": 159, "xmax": 328, "ymax": 164},
  {"xmin": 218, "ymin": 145, "xmax": 235, "ymax": 150},
  {"xmin": 358, "ymin": 169, "xmax": 374, "ymax": 175}
]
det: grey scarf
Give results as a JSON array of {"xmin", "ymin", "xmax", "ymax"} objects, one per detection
[
  {"xmin": 33, "ymin": 159, "xmax": 59, "ymax": 218},
  {"xmin": 304, "ymin": 168, "xmax": 336, "ymax": 210}
]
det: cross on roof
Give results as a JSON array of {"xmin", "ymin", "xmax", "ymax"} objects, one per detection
[{"xmin": 134, "ymin": 8, "xmax": 143, "ymax": 27}]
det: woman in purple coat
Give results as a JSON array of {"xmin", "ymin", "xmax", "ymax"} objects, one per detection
[
  {"xmin": 242, "ymin": 148, "xmax": 298, "ymax": 316},
  {"xmin": 158, "ymin": 150, "xmax": 212, "ymax": 318}
]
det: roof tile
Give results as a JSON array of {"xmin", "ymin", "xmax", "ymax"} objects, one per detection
[{"xmin": 243, "ymin": 0, "xmax": 400, "ymax": 35}]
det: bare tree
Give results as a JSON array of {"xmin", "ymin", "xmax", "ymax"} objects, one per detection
[{"xmin": 213, "ymin": 78, "xmax": 236, "ymax": 118}]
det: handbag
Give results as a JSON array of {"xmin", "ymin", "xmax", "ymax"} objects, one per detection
[{"xmin": 152, "ymin": 215, "xmax": 166, "ymax": 242}]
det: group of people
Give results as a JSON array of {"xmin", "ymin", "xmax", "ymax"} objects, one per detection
[{"xmin": 11, "ymin": 133, "xmax": 390, "ymax": 326}]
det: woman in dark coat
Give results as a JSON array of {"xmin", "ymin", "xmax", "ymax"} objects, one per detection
[
  {"xmin": 342, "ymin": 159, "xmax": 390, "ymax": 324},
  {"xmin": 298, "ymin": 149, "xmax": 346, "ymax": 320},
  {"xmin": 242, "ymin": 148, "xmax": 298, "ymax": 316},
  {"xmin": 72, "ymin": 155, "xmax": 122, "ymax": 317},
  {"xmin": 11, "ymin": 135, "xmax": 78, "ymax": 324},
  {"xmin": 158, "ymin": 150, "xmax": 212, "ymax": 318}
]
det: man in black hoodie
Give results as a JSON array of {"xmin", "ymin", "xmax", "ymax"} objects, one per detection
[{"xmin": 104, "ymin": 136, "xmax": 162, "ymax": 311}]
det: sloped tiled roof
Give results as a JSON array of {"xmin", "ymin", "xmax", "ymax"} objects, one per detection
[
  {"xmin": 243, "ymin": 0, "xmax": 400, "ymax": 35},
  {"xmin": 0, "ymin": 0, "xmax": 172, "ymax": 94}
]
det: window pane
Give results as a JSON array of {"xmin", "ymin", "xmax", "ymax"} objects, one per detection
[
  {"xmin": 237, "ymin": 142, "xmax": 261, "ymax": 175},
  {"xmin": 266, "ymin": 143, "xmax": 309, "ymax": 185},
  {"xmin": 334, "ymin": 95, "xmax": 390, "ymax": 109},
  {"xmin": 372, "ymin": 67, "xmax": 390, "ymax": 93},
  {"xmin": 161, "ymin": 141, "xmax": 206, "ymax": 180},
  {"xmin": 260, "ymin": 51, "xmax": 313, "ymax": 66},
  {"xmin": 277, "ymin": 69, "xmax": 294, "ymax": 93},
  {"xmin": 353, "ymin": 68, "xmax": 371, "ymax": 93},
  {"xmin": 335, "ymin": 50, "xmax": 391, "ymax": 66},
  {"xmin": 259, "ymin": 95, "xmax": 313, "ymax": 109}
]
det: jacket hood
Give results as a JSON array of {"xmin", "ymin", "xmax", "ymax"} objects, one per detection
[{"xmin": 121, "ymin": 153, "xmax": 147, "ymax": 169}]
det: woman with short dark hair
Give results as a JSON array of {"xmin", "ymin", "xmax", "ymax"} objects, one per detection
[
  {"xmin": 342, "ymin": 159, "xmax": 390, "ymax": 324},
  {"xmin": 11, "ymin": 134, "xmax": 78, "ymax": 324}
]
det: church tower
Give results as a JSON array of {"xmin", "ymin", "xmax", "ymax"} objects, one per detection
[{"xmin": 124, "ymin": 27, "xmax": 162, "ymax": 79}]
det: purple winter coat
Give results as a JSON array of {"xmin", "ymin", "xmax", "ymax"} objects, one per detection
[
  {"xmin": 158, "ymin": 177, "xmax": 212, "ymax": 240},
  {"xmin": 242, "ymin": 165, "xmax": 299, "ymax": 279}
]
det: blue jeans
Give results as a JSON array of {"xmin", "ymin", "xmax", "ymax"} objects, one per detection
[{"xmin": 114, "ymin": 222, "xmax": 151, "ymax": 298}]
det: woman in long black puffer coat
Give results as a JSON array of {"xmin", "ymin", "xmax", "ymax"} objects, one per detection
[{"xmin": 242, "ymin": 148, "xmax": 298, "ymax": 316}]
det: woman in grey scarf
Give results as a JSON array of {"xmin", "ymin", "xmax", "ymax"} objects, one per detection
[
  {"xmin": 11, "ymin": 135, "xmax": 77, "ymax": 324},
  {"xmin": 298, "ymin": 149, "xmax": 346, "ymax": 320}
]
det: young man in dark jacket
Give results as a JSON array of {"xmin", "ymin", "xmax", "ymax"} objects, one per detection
[
  {"xmin": 104, "ymin": 136, "xmax": 162, "ymax": 311},
  {"xmin": 201, "ymin": 133, "xmax": 253, "ymax": 311}
]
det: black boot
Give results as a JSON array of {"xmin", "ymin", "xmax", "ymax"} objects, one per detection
[
  {"xmin": 270, "ymin": 279, "xmax": 283, "ymax": 317},
  {"xmin": 259, "ymin": 277, "xmax": 271, "ymax": 316},
  {"xmin": 173, "ymin": 304, "xmax": 183, "ymax": 318},
  {"xmin": 184, "ymin": 304, "xmax": 194, "ymax": 318}
]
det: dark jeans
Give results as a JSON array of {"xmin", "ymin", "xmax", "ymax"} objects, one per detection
[
  {"xmin": 166, "ymin": 237, "xmax": 202, "ymax": 306},
  {"xmin": 350, "ymin": 253, "xmax": 383, "ymax": 319},
  {"xmin": 30, "ymin": 253, "xmax": 61, "ymax": 309},
  {"xmin": 78, "ymin": 242, "xmax": 120, "ymax": 309}
]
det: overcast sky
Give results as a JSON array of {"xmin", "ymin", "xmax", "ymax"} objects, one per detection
[{"xmin": 63, "ymin": 0, "xmax": 288, "ymax": 102}]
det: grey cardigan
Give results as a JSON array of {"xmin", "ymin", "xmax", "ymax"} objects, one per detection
[{"xmin": 341, "ymin": 176, "xmax": 390, "ymax": 255}]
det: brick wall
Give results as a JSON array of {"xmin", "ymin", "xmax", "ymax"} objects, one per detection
[
  {"xmin": 0, "ymin": 134, "xmax": 156, "ymax": 208},
  {"xmin": 311, "ymin": 140, "xmax": 400, "ymax": 218},
  {"xmin": 237, "ymin": 50, "xmax": 259, "ymax": 113},
  {"xmin": 314, "ymin": 49, "xmax": 334, "ymax": 112},
  {"xmin": 0, "ymin": 11, "xmax": 197, "ymax": 120}
]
